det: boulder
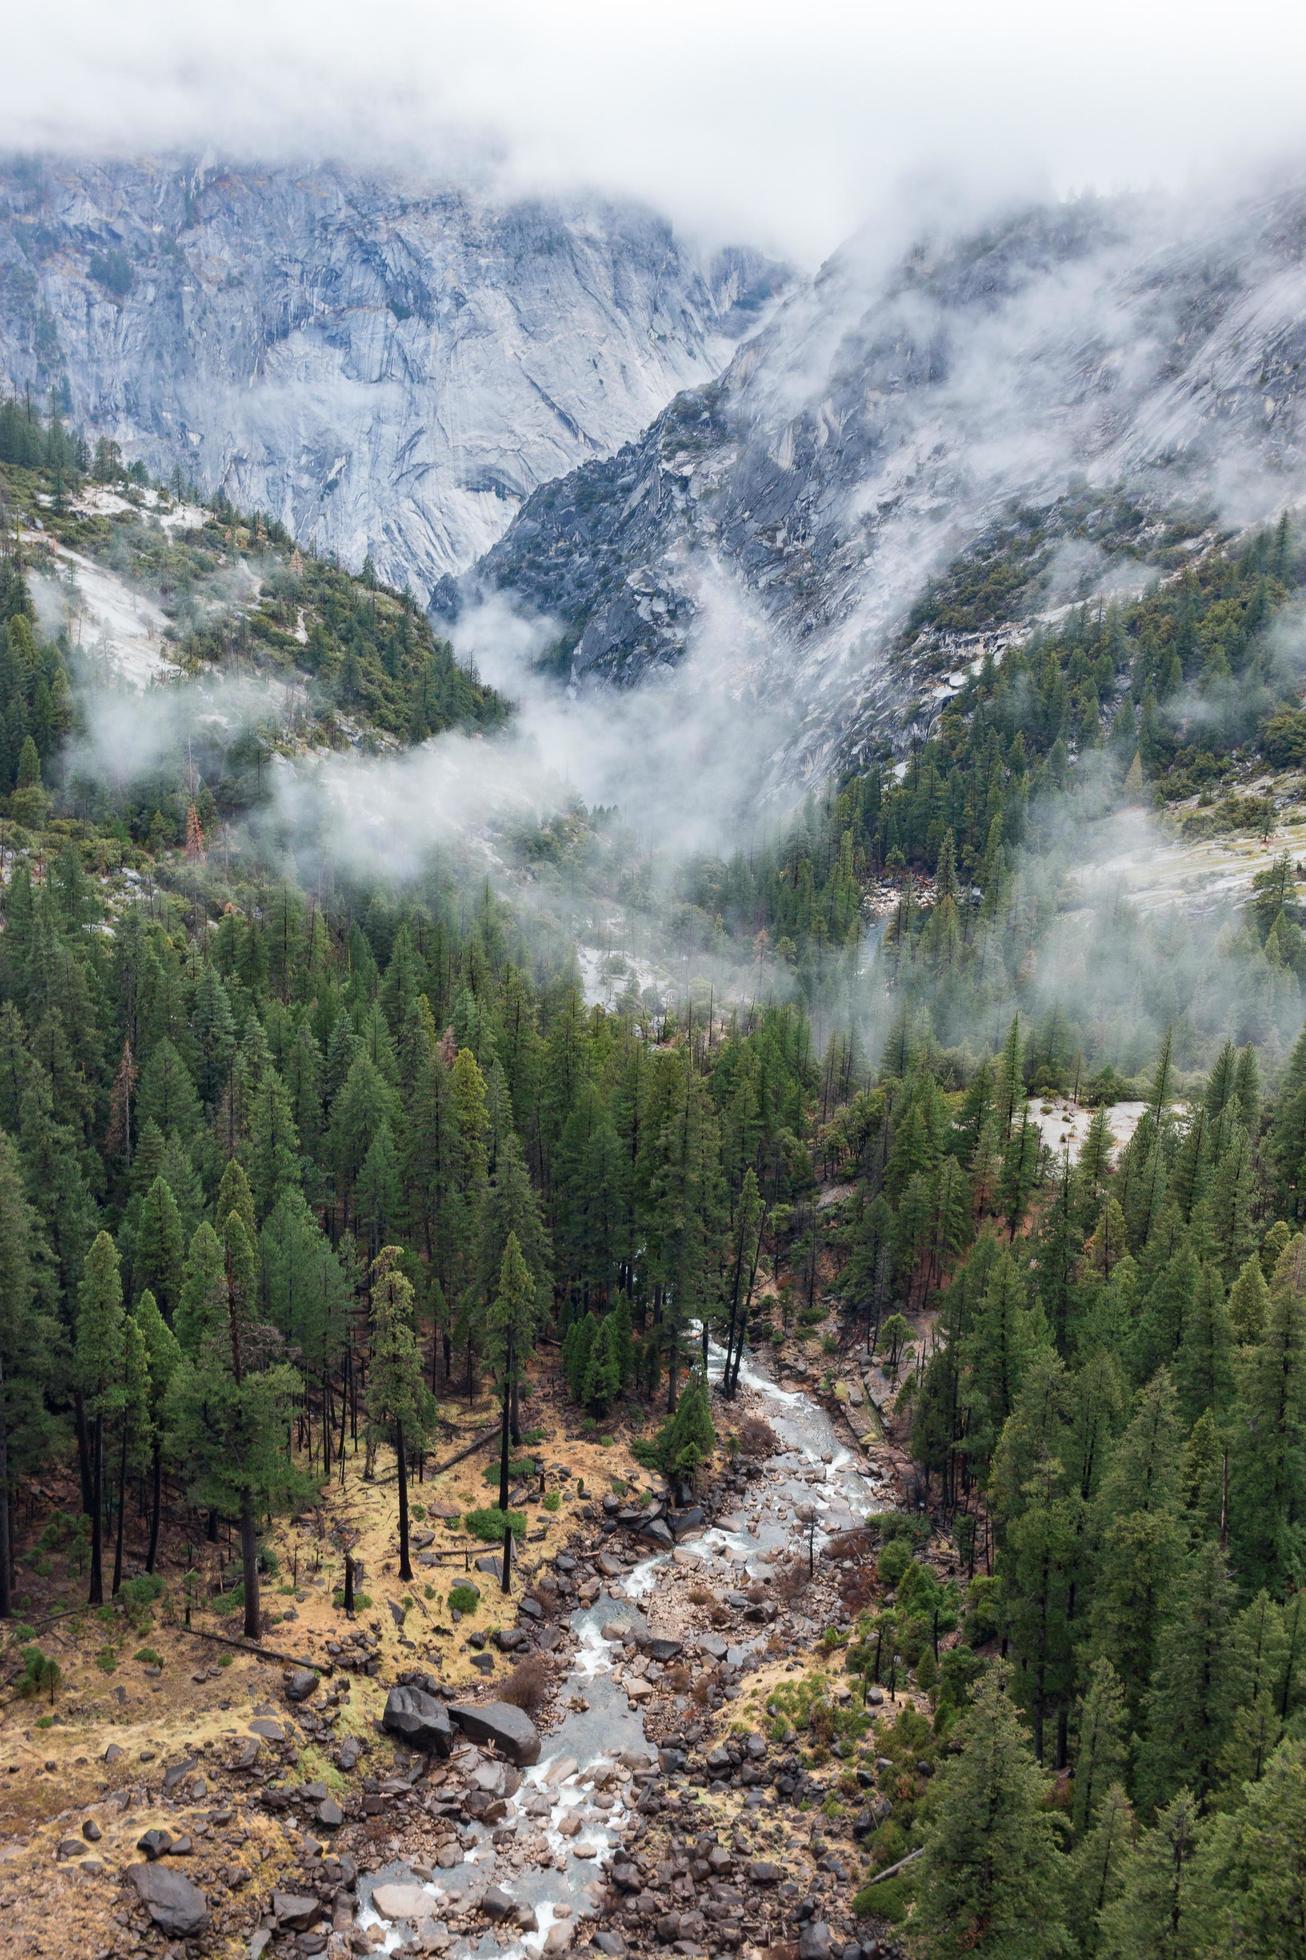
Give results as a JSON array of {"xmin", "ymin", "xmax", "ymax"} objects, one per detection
[
  {"xmin": 371, "ymin": 1881, "xmax": 433, "ymax": 1921},
  {"xmin": 799, "ymin": 1923, "xmax": 833, "ymax": 1960},
  {"xmin": 640, "ymin": 1635, "xmax": 682, "ymax": 1663},
  {"xmin": 273, "ymin": 1892, "xmax": 325, "ymax": 1931},
  {"xmin": 448, "ymin": 1700, "xmax": 541, "ymax": 1766},
  {"xmin": 636, "ymin": 1517, "xmax": 673, "ymax": 1551},
  {"xmin": 284, "ymin": 1666, "xmax": 319, "ymax": 1704},
  {"xmin": 127, "ymin": 1862, "xmax": 209, "ymax": 1938},
  {"xmin": 381, "ymin": 1685, "xmax": 453, "ymax": 1756}
]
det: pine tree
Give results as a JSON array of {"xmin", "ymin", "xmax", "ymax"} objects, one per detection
[
  {"xmin": 1187, "ymin": 1736, "xmax": 1306, "ymax": 1955},
  {"xmin": 1229, "ymin": 1232, "xmax": 1306, "ymax": 1594},
  {"xmin": 1072, "ymin": 1657, "xmax": 1130, "ymax": 1838},
  {"xmin": 1097, "ymin": 1789, "xmax": 1202, "ymax": 1959},
  {"xmin": 365, "ymin": 1249, "xmax": 431, "ymax": 1583},
  {"xmin": 245, "ymin": 1065, "xmax": 301, "ymax": 1221},
  {"xmin": 1227, "ymin": 1253, "xmax": 1269, "ymax": 1344},
  {"xmin": 1137, "ymin": 1537, "xmax": 1238, "ymax": 1814},
  {"xmin": 0, "ymin": 1130, "xmax": 56, "ymax": 1618},
  {"xmin": 175, "ymin": 1220, "xmax": 226, "ymax": 1355},
  {"xmin": 913, "ymin": 1663, "xmax": 1070, "ymax": 1958},
  {"xmin": 654, "ymin": 1367, "xmax": 715, "ymax": 1490},
  {"xmin": 134, "ymin": 1175, "xmax": 186, "ymax": 1321},
  {"xmin": 166, "ymin": 1202, "xmax": 299, "ymax": 1639},
  {"xmin": 1065, "ymin": 1784, "xmax": 1136, "ymax": 1958},
  {"xmin": 486, "ymin": 1231, "xmax": 537, "ymax": 1589},
  {"xmin": 1090, "ymin": 1371, "xmax": 1185, "ymax": 1730},
  {"xmin": 75, "ymin": 1233, "xmax": 126, "ymax": 1605},
  {"xmin": 133, "ymin": 1290, "xmax": 180, "ymax": 1573}
]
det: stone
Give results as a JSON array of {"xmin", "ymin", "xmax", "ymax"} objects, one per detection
[
  {"xmin": 284, "ymin": 1667, "xmax": 320, "ymax": 1704},
  {"xmin": 82, "ymin": 1818, "xmax": 102, "ymax": 1842},
  {"xmin": 273, "ymin": 1892, "xmax": 325, "ymax": 1931},
  {"xmin": 495, "ymin": 1627, "xmax": 528, "ymax": 1652},
  {"xmin": 316, "ymin": 1797, "xmax": 344, "ymax": 1829},
  {"xmin": 448, "ymin": 1700, "xmax": 541, "ymax": 1766},
  {"xmin": 381, "ymin": 1686, "xmax": 453, "ymax": 1756},
  {"xmin": 371, "ymin": 1881, "xmax": 433, "ymax": 1922},
  {"xmin": 481, "ymin": 1886, "xmax": 514, "ymax": 1921},
  {"xmin": 641, "ymin": 1635, "xmax": 682, "ymax": 1663},
  {"xmin": 799, "ymin": 1923, "xmax": 833, "ymax": 1960},
  {"xmin": 636, "ymin": 1517, "xmax": 673, "ymax": 1551},
  {"xmin": 127, "ymin": 1862, "xmax": 209, "ymax": 1937},
  {"xmin": 136, "ymin": 1828, "xmax": 172, "ymax": 1860}
]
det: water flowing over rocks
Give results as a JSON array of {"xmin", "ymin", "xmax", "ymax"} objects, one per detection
[{"xmin": 338, "ymin": 1337, "xmax": 892, "ymax": 1960}]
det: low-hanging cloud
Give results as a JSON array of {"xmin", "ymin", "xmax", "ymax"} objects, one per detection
[
  {"xmin": 251, "ymin": 567, "xmax": 801, "ymax": 881},
  {"xmin": 8, "ymin": 2, "xmax": 1306, "ymax": 264}
]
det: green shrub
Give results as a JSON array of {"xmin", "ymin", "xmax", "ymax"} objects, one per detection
[
  {"xmin": 853, "ymin": 1875, "xmax": 914, "ymax": 1924},
  {"xmin": 542, "ymin": 1491, "xmax": 561, "ymax": 1513},
  {"xmin": 17, "ymin": 1646, "xmax": 61, "ymax": 1703},
  {"xmin": 482, "ymin": 1457, "xmax": 536, "ymax": 1484},
  {"xmin": 464, "ymin": 1507, "xmax": 526, "ymax": 1544},
  {"xmin": 134, "ymin": 1646, "xmax": 164, "ymax": 1667},
  {"xmin": 95, "ymin": 1646, "xmax": 119, "ymax": 1673},
  {"xmin": 448, "ymin": 1583, "xmax": 479, "ymax": 1614}
]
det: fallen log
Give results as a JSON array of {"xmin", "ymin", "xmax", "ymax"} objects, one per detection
[
  {"xmin": 181, "ymin": 1626, "xmax": 334, "ymax": 1674},
  {"xmin": 862, "ymin": 1847, "xmax": 924, "ymax": 1886}
]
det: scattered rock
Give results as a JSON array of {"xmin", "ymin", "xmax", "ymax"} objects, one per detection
[
  {"xmin": 381, "ymin": 1685, "xmax": 453, "ymax": 1756},
  {"xmin": 371, "ymin": 1880, "xmax": 433, "ymax": 1921},
  {"xmin": 127, "ymin": 1862, "xmax": 209, "ymax": 1938},
  {"xmin": 448, "ymin": 1700, "xmax": 541, "ymax": 1766},
  {"xmin": 284, "ymin": 1666, "xmax": 320, "ymax": 1704},
  {"xmin": 273, "ymin": 1891, "xmax": 325, "ymax": 1931}
]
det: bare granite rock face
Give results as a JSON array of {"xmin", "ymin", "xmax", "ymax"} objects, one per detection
[
  {"xmin": 0, "ymin": 155, "xmax": 785, "ymax": 593},
  {"xmin": 450, "ymin": 182, "xmax": 1306, "ymax": 783}
]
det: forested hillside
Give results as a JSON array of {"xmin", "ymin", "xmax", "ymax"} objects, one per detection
[{"xmin": 2, "ymin": 401, "xmax": 1306, "ymax": 1959}]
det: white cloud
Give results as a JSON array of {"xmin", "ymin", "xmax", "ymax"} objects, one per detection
[{"xmin": 9, "ymin": 0, "xmax": 1306, "ymax": 262}]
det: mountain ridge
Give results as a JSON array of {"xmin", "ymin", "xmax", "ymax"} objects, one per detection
[
  {"xmin": 0, "ymin": 153, "xmax": 787, "ymax": 593},
  {"xmin": 444, "ymin": 184, "xmax": 1306, "ymax": 784}
]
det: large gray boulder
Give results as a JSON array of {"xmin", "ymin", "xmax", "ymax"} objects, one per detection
[
  {"xmin": 381, "ymin": 1684, "xmax": 453, "ymax": 1756},
  {"xmin": 127, "ymin": 1862, "xmax": 209, "ymax": 1937},
  {"xmin": 448, "ymin": 1699, "xmax": 541, "ymax": 1766}
]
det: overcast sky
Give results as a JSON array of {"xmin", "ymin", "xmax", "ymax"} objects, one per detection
[{"xmin": 7, "ymin": 1, "xmax": 1306, "ymax": 261}]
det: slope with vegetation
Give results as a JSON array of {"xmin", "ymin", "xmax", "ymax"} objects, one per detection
[{"xmin": 2, "ymin": 400, "xmax": 1306, "ymax": 1960}]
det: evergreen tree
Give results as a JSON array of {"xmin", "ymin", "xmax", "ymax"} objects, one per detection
[
  {"xmin": 1230, "ymin": 1232, "xmax": 1306, "ymax": 1594},
  {"xmin": 365, "ymin": 1249, "xmax": 431, "ymax": 1583},
  {"xmin": 75, "ymin": 1233, "xmax": 126, "ymax": 1605},
  {"xmin": 1097, "ymin": 1789, "xmax": 1202, "ymax": 1960},
  {"xmin": 913, "ymin": 1664, "xmax": 1070, "ymax": 1959}
]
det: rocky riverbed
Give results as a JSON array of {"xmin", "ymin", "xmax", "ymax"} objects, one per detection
[
  {"xmin": 7, "ymin": 1341, "xmax": 905, "ymax": 1960},
  {"xmin": 338, "ymin": 1345, "xmax": 894, "ymax": 1960}
]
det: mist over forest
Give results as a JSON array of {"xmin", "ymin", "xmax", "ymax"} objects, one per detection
[{"xmin": 2, "ymin": 8, "xmax": 1306, "ymax": 1959}]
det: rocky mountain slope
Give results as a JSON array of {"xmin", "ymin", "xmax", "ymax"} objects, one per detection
[
  {"xmin": 451, "ymin": 185, "xmax": 1306, "ymax": 784},
  {"xmin": 0, "ymin": 156, "xmax": 785, "ymax": 592}
]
